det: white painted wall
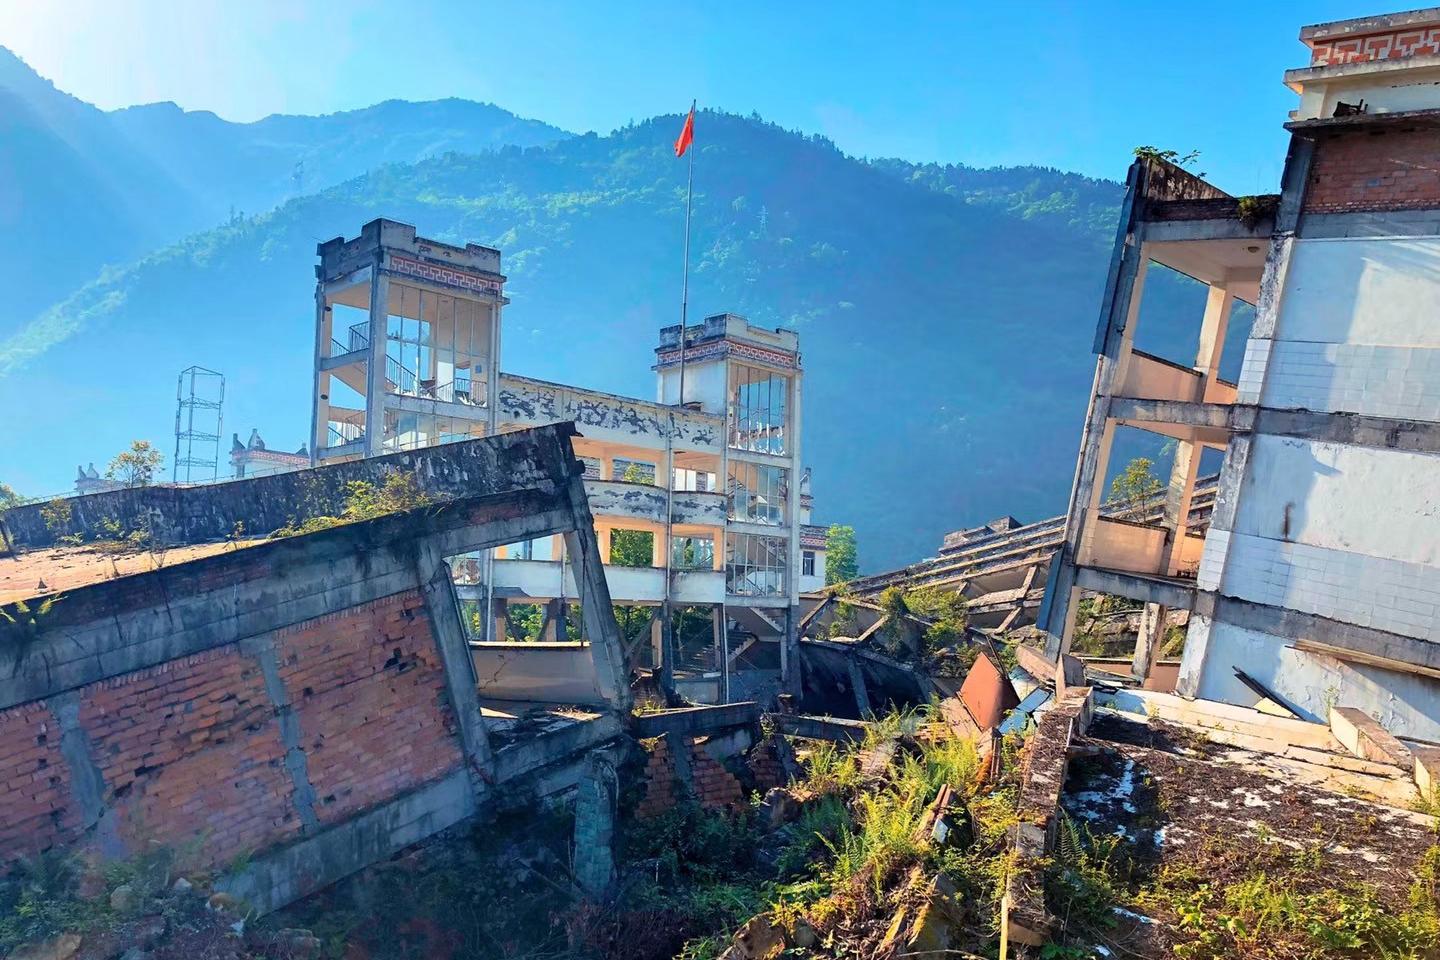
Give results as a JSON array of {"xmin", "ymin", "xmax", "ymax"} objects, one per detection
[
  {"xmin": 658, "ymin": 360, "xmax": 727, "ymax": 414},
  {"xmin": 1186, "ymin": 618, "xmax": 1440, "ymax": 741},
  {"xmin": 1233, "ymin": 435, "xmax": 1440, "ymax": 567},
  {"xmin": 1252, "ymin": 237, "xmax": 1440, "ymax": 421},
  {"xmin": 1217, "ymin": 435, "xmax": 1440, "ymax": 639}
]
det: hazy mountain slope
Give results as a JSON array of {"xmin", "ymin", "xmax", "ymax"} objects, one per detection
[
  {"xmin": 0, "ymin": 112, "xmax": 1135, "ymax": 567},
  {"xmin": 0, "ymin": 48, "xmax": 568, "ymax": 323}
]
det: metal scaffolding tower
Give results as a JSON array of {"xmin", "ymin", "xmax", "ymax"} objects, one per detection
[{"xmin": 173, "ymin": 366, "xmax": 225, "ymax": 484}]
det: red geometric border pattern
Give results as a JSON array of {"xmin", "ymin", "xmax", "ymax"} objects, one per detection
[
  {"xmin": 388, "ymin": 254, "xmax": 503, "ymax": 296},
  {"xmin": 1311, "ymin": 27, "xmax": 1440, "ymax": 65},
  {"xmin": 656, "ymin": 339, "xmax": 800, "ymax": 371}
]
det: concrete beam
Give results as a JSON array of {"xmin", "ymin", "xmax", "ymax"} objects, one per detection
[
  {"xmin": 1108, "ymin": 398, "xmax": 1243, "ymax": 431},
  {"xmin": 1330, "ymin": 706, "xmax": 1414, "ymax": 769},
  {"xmin": 1074, "ymin": 566, "xmax": 1196, "ymax": 612},
  {"xmin": 218, "ymin": 768, "xmax": 477, "ymax": 915},
  {"xmin": 633, "ymin": 701, "xmax": 761, "ymax": 739},
  {"xmin": 1205, "ymin": 594, "xmax": 1440, "ymax": 678},
  {"xmin": 769, "ymin": 712, "xmax": 871, "ymax": 743},
  {"xmin": 1256, "ymin": 408, "xmax": 1440, "ymax": 456},
  {"xmin": 1140, "ymin": 217, "xmax": 1275, "ymax": 244},
  {"xmin": 2, "ymin": 423, "xmax": 585, "ymax": 550}
]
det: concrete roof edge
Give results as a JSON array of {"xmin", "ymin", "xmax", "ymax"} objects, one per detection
[{"xmin": 1300, "ymin": 7, "xmax": 1440, "ymax": 43}]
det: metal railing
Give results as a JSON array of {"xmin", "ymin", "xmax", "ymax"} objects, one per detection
[
  {"xmin": 329, "ymin": 323, "xmax": 371, "ymax": 358},
  {"xmin": 327, "ymin": 422, "xmax": 364, "ymax": 447},
  {"xmin": 384, "ymin": 356, "xmax": 483, "ymax": 406}
]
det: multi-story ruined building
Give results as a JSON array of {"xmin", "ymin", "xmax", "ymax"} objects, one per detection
[
  {"xmin": 309, "ymin": 219, "xmax": 825, "ymax": 702},
  {"xmin": 1041, "ymin": 8, "xmax": 1440, "ymax": 740}
]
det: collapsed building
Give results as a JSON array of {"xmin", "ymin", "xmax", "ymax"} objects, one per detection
[
  {"xmin": 1033, "ymin": 6, "xmax": 1440, "ymax": 741},
  {"xmin": 309, "ymin": 220, "xmax": 831, "ymax": 705},
  {"xmin": 4, "ymin": 7, "xmax": 1440, "ymax": 960}
]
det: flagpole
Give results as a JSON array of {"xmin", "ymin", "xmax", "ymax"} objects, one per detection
[
  {"xmin": 662, "ymin": 100, "xmax": 695, "ymax": 703},
  {"xmin": 678, "ymin": 99, "xmax": 695, "ymax": 406}
]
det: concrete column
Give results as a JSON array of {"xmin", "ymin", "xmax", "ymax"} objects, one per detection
[
  {"xmin": 486, "ymin": 299, "xmax": 502, "ymax": 435},
  {"xmin": 711, "ymin": 605, "xmax": 724, "ymax": 673},
  {"xmin": 491, "ymin": 598, "xmax": 509, "ymax": 643},
  {"xmin": 572, "ymin": 753, "xmax": 617, "ymax": 897},
  {"xmin": 542, "ymin": 598, "xmax": 564, "ymax": 642},
  {"xmin": 310, "ymin": 284, "xmax": 330, "ymax": 465},
  {"xmin": 783, "ymin": 604, "xmax": 802, "ymax": 697},
  {"xmin": 364, "ymin": 264, "xmax": 390, "ymax": 457},
  {"xmin": 1132, "ymin": 602, "xmax": 1167, "ymax": 683},
  {"xmin": 1195, "ymin": 284, "xmax": 1234, "ymax": 394},
  {"xmin": 650, "ymin": 614, "xmax": 664, "ymax": 670},
  {"xmin": 1162, "ymin": 440, "xmax": 1203, "ymax": 576},
  {"xmin": 561, "ymin": 469, "xmax": 632, "ymax": 711}
]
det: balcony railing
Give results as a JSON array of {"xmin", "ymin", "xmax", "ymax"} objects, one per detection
[
  {"xmin": 327, "ymin": 421, "xmax": 364, "ymax": 447},
  {"xmin": 384, "ymin": 357, "xmax": 483, "ymax": 406},
  {"xmin": 329, "ymin": 322, "xmax": 370, "ymax": 358}
]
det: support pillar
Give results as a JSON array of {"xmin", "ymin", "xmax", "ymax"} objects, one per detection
[
  {"xmin": 783, "ymin": 604, "xmax": 802, "ymax": 697},
  {"xmin": 542, "ymin": 598, "xmax": 564, "ymax": 642},
  {"xmin": 650, "ymin": 614, "xmax": 664, "ymax": 671},
  {"xmin": 491, "ymin": 598, "xmax": 509, "ymax": 644},
  {"xmin": 1132, "ymin": 602, "xmax": 1167, "ymax": 683},
  {"xmin": 847, "ymin": 657, "xmax": 872, "ymax": 718},
  {"xmin": 1162, "ymin": 440, "xmax": 1203, "ymax": 576}
]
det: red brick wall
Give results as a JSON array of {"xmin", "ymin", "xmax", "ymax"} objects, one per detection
[
  {"xmin": 0, "ymin": 701, "xmax": 77, "ymax": 857},
  {"xmin": 0, "ymin": 589, "xmax": 466, "ymax": 870},
  {"xmin": 80, "ymin": 645, "xmax": 297, "ymax": 863},
  {"xmin": 634, "ymin": 733, "xmax": 776, "ymax": 819},
  {"xmin": 274, "ymin": 592, "xmax": 462, "ymax": 824},
  {"xmin": 1305, "ymin": 128, "xmax": 1440, "ymax": 215},
  {"xmin": 688, "ymin": 737, "xmax": 746, "ymax": 812},
  {"xmin": 634, "ymin": 737, "xmax": 676, "ymax": 818}
]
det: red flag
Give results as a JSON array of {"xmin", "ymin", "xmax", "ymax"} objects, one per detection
[{"xmin": 674, "ymin": 105, "xmax": 695, "ymax": 157}]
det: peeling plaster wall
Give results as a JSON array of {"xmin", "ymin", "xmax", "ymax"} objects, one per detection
[
  {"xmin": 586, "ymin": 481, "xmax": 726, "ymax": 526},
  {"xmin": 499, "ymin": 374, "xmax": 722, "ymax": 452},
  {"xmin": 1242, "ymin": 237, "xmax": 1440, "ymax": 419}
]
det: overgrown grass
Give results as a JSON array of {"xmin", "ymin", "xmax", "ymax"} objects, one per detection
[
  {"xmin": 1045, "ymin": 796, "xmax": 1440, "ymax": 960},
  {"xmin": 271, "ymin": 472, "xmax": 430, "ymax": 537}
]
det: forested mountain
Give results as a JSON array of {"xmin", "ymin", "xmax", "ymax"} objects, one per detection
[
  {"xmin": 1, "ymin": 50, "xmax": 1224, "ymax": 569},
  {"xmin": 0, "ymin": 47, "xmax": 567, "ymax": 321}
]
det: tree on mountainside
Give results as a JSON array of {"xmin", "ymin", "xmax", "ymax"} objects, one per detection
[
  {"xmin": 106, "ymin": 440, "xmax": 164, "ymax": 488},
  {"xmin": 825, "ymin": 524, "xmax": 858, "ymax": 585},
  {"xmin": 0, "ymin": 482, "xmax": 22, "ymax": 510}
]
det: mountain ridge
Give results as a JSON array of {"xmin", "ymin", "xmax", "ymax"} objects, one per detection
[{"xmin": 0, "ymin": 99, "xmax": 1143, "ymax": 567}]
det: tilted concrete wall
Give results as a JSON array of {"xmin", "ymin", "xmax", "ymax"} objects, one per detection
[
  {"xmin": 0, "ymin": 423, "xmax": 631, "ymax": 911},
  {"xmin": 0, "ymin": 428, "xmax": 569, "ymax": 550}
]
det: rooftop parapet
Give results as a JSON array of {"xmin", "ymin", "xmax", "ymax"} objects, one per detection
[
  {"xmin": 655, "ymin": 313, "xmax": 800, "ymax": 371},
  {"xmin": 1287, "ymin": 8, "xmax": 1440, "ymax": 121},
  {"xmin": 316, "ymin": 217, "xmax": 505, "ymax": 293},
  {"xmin": 1300, "ymin": 7, "xmax": 1440, "ymax": 67},
  {"xmin": 1131, "ymin": 157, "xmax": 1280, "ymax": 228}
]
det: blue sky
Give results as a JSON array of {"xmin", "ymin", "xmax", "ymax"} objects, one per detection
[{"xmin": 0, "ymin": 0, "xmax": 1385, "ymax": 191}]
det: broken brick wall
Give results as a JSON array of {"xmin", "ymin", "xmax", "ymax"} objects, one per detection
[
  {"xmin": 1303, "ymin": 127, "xmax": 1440, "ymax": 215},
  {"xmin": 0, "ymin": 591, "xmax": 465, "ymax": 869},
  {"xmin": 632, "ymin": 732, "xmax": 787, "ymax": 819}
]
